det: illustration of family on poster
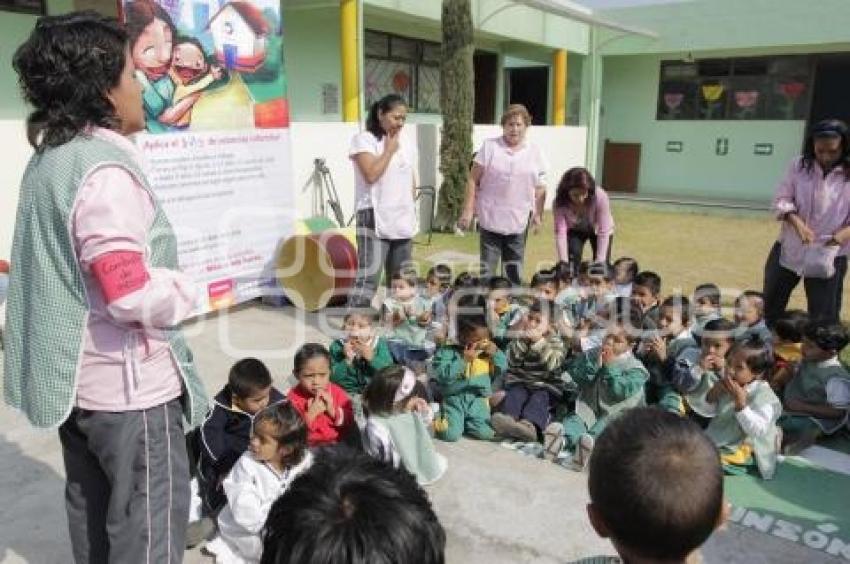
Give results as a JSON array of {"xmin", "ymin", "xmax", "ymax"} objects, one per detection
[{"xmin": 123, "ymin": 0, "xmax": 288, "ymax": 133}]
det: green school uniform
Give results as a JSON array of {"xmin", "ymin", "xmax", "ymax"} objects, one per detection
[
  {"xmin": 782, "ymin": 359, "xmax": 850, "ymax": 435},
  {"xmin": 329, "ymin": 337, "xmax": 394, "ymax": 396}
]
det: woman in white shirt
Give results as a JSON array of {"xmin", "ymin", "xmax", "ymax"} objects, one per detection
[{"xmin": 348, "ymin": 94, "xmax": 418, "ymax": 307}]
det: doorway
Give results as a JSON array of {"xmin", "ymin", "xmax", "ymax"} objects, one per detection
[
  {"xmin": 809, "ymin": 55, "xmax": 850, "ymax": 127},
  {"xmin": 505, "ymin": 67, "xmax": 549, "ymax": 125},
  {"xmin": 474, "ymin": 51, "xmax": 498, "ymax": 124}
]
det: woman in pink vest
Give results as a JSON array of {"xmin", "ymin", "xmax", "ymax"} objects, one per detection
[
  {"xmin": 763, "ymin": 119, "xmax": 850, "ymax": 325},
  {"xmin": 552, "ymin": 167, "xmax": 615, "ymax": 265},
  {"xmin": 458, "ymin": 104, "xmax": 548, "ymax": 284}
]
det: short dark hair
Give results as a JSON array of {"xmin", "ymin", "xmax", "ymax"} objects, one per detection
[
  {"xmin": 802, "ymin": 321, "xmax": 850, "ymax": 353},
  {"xmin": 261, "ymin": 449, "xmax": 446, "ymax": 564},
  {"xmin": 365, "ymin": 94, "xmax": 407, "ymax": 140},
  {"xmin": 228, "ymin": 358, "xmax": 273, "ymax": 398},
  {"xmin": 553, "ymin": 260, "xmax": 577, "ymax": 285},
  {"xmin": 612, "ymin": 257, "xmax": 639, "ymax": 280},
  {"xmin": 13, "ymin": 11, "xmax": 128, "ymax": 150},
  {"xmin": 528, "ymin": 297, "xmax": 554, "ymax": 321},
  {"xmin": 530, "ymin": 268, "xmax": 557, "ymax": 289},
  {"xmin": 426, "ymin": 264, "xmax": 452, "ymax": 289},
  {"xmin": 454, "ymin": 292, "xmax": 489, "ymax": 342},
  {"xmin": 253, "ymin": 402, "xmax": 308, "ymax": 469},
  {"xmin": 488, "ymin": 275, "xmax": 513, "ymax": 291},
  {"xmin": 660, "ymin": 295, "xmax": 691, "ymax": 324},
  {"xmin": 391, "ymin": 269, "xmax": 419, "ymax": 288},
  {"xmin": 702, "ymin": 317, "xmax": 736, "ymax": 342},
  {"xmin": 735, "ymin": 290, "xmax": 765, "ymax": 317},
  {"xmin": 344, "ymin": 307, "xmax": 380, "ymax": 324},
  {"xmin": 452, "ymin": 271, "xmax": 479, "ymax": 290},
  {"xmin": 693, "ymin": 283, "xmax": 721, "ymax": 307},
  {"xmin": 610, "ymin": 297, "xmax": 644, "ymax": 340},
  {"xmin": 633, "ymin": 271, "xmax": 662, "ymax": 297},
  {"xmin": 728, "ymin": 337, "xmax": 773, "ymax": 378},
  {"xmin": 583, "ymin": 261, "xmax": 613, "ymax": 282},
  {"xmin": 293, "ymin": 343, "xmax": 331, "ymax": 375},
  {"xmin": 589, "ymin": 408, "xmax": 723, "ymax": 561},
  {"xmin": 774, "ymin": 309, "xmax": 809, "ymax": 343}
]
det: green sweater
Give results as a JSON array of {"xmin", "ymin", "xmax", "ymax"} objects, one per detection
[
  {"xmin": 432, "ymin": 345, "xmax": 506, "ymax": 398},
  {"xmin": 566, "ymin": 349, "xmax": 648, "ymax": 428},
  {"xmin": 330, "ymin": 337, "xmax": 394, "ymax": 395}
]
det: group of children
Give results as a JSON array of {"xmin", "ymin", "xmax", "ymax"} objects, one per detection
[{"xmin": 190, "ymin": 257, "xmax": 850, "ymax": 563}]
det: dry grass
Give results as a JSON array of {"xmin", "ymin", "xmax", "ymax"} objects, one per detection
[{"xmin": 412, "ymin": 201, "xmax": 849, "ymax": 317}]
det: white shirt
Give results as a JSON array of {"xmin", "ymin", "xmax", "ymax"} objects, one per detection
[{"xmin": 349, "ymin": 130, "xmax": 417, "ymax": 211}]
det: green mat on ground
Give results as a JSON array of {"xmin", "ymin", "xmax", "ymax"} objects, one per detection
[{"xmin": 725, "ymin": 457, "xmax": 850, "ymax": 559}]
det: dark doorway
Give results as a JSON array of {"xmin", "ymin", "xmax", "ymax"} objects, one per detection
[
  {"xmin": 506, "ymin": 66, "xmax": 548, "ymax": 125},
  {"xmin": 809, "ymin": 55, "xmax": 850, "ymax": 127},
  {"xmin": 602, "ymin": 141, "xmax": 641, "ymax": 193},
  {"xmin": 474, "ymin": 51, "xmax": 498, "ymax": 124}
]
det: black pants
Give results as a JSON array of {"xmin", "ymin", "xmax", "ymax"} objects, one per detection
[
  {"xmin": 763, "ymin": 241, "xmax": 847, "ymax": 325},
  {"xmin": 568, "ymin": 228, "xmax": 613, "ymax": 265},
  {"xmin": 480, "ymin": 227, "xmax": 528, "ymax": 285},
  {"xmin": 348, "ymin": 207, "xmax": 412, "ymax": 308}
]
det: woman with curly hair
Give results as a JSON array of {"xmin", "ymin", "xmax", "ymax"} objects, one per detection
[{"xmin": 4, "ymin": 12, "xmax": 207, "ymax": 562}]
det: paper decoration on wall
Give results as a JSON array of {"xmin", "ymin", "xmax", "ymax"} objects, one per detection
[
  {"xmin": 321, "ymin": 83, "xmax": 339, "ymax": 115},
  {"xmin": 716, "ymin": 137, "xmax": 729, "ymax": 156},
  {"xmin": 663, "ymin": 92, "xmax": 685, "ymax": 119},
  {"xmin": 734, "ymin": 90, "xmax": 760, "ymax": 119},
  {"xmin": 778, "ymin": 81, "xmax": 806, "ymax": 119},
  {"xmin": 754, "ymin": 143, "xmax": 774, "ymax": 156},
  {"xmin": 666, "ymin": 141, "xmax": 683, "ymax": 153},
  {"xmin": 701, "ymin": 84, "xmax": 725, "ymax": 119}
]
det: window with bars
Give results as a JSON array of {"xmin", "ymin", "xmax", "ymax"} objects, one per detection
[
  {"xmin": 365, "ymin": 30, "xmax": 440, "ymax": 113},
  {"xmin": 657, "ymin": 55, "xmax": 813, "ymax": 121}
]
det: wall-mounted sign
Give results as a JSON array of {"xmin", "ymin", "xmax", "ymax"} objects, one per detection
[
  {"xmin": 754, "ymin": 143, "xmax": 774, "ymax": 156},
  {"xmin": 666, "ymin": 141, "xmax": 683, "ymax": 153},
  {"xmin": 716, "ymin": 137, "xmax": 729, "ymax": 156}
]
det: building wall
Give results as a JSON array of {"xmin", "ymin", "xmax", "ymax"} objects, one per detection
[
  {"xmin": 597, "ymin": 0, "xmax": 850, "ymax": 56},
  {"xmin": 599, "ymin": 54, "xmax": 805, "ymax": 202}
]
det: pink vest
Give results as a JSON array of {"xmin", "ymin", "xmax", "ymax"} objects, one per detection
[{"xmin": 475, "ymin": 137, "xmax": 547, "ymax": 235}]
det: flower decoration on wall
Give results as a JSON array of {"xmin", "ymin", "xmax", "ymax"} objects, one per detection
[
  {"xmin": 778, "ymin": 81, "xmax": 806, "ymax": 119},
  {"xmin": 663, "ymin": 92, "xmax": 685, "ymax": 119},
  {"xmin": 392, "ymin": 70, "xmax": 411, "ymax": 95},
  {"xmin": 701, "ymin": 83, "xmax": 725, "ymax": 119},
  {"xmin": 734, "ymin": 90, "xmax": 759, "ymax": 119}
]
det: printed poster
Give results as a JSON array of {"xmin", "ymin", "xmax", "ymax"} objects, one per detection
[{"xmin": 121, "ymin": 0, "xmax": 294, "ymax": 313}]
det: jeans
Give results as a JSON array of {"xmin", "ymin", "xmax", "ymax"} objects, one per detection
[
  {"xmin": 348, "ymin": 208, "xmax": 412, "ymax": 308},
  {"xmin": 480, "ymin": 227, "xmax": 528, "ymax": 285},
  {"xmin": 568, "ymin": 228, "xmax": 612, "ymax": 265},
  {"xmin": 763, "ymin": 241, "xmax": 848, "ymax": 325}
]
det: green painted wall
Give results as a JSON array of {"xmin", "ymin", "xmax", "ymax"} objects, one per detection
[
  {"xmin": 283, "ymin": 5, "xmax": 342, "ymax": 121},
  {"xmin": 599, "ymin": 54, "xmax": 805, "ymax": 202},
  {"xmin": 598, "ymin": 0, "xmax": 850, "ymax": 56},
  {"xmin": 0, "ymin": 0, "xmax": 73, "ymax": 119},
  {"xmin": 365, "ymin": 0, "xmax": 590, "ymax": 54}
]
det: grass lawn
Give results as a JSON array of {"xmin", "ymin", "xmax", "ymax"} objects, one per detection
[{"xmin": 411, "ymin": 200, "xmax": 850, "ymax": 331}]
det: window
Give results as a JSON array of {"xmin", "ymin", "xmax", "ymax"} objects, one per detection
[
  {"xmin": 657, "ymin": 55, "xmax": 813, "ymax": 121},
  {"xmin": 365, "ymin": 30, "xmax": 440, "ymax": 113},
  {"xmin": 0, "ymin": 0, "xmax": 44, "ymax": 14}
]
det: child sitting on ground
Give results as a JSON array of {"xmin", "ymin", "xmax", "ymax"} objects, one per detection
[
  {"xmin": 424, "ymin": 263, "xmax": 452, "ymax": 337},
  {"xmin": 612, "ymin": 256, "xmax": 639, "ymax": 298},
  {"xmin": 630, "ymin": 270, "xmax": 662, "ymax": 331},
  {"xmin": 198, "ymin": 358, "xmax": 284, "ymax": 515},
  {"xmin": 206, "ymin": 402, "xmax": 313, "ymax": 564},
  {"xmin": 705, "ymin": 338, "xmax": 782, "ymax": 478},
  {"xmin": 572, "ymin": 262, "xmax": 618, "ymax": 353},
  {"xmin": 640, "ymin": 296, "xmax": 698, "ymax": 414},
  {"xmin": 491, "ymin": 298, "xmax": 567, "ymax": 442},
  {"xmin": 780, "ymin": 321, "xmax": 850, "ymax": 454},
  {"xmin": 671, "ymin": 317, "xmax": 737, "ymax": 426},
  {"xmin": 383, "ymin": 269, "xmax": 434, "ymax": 365},
  {"xmin": 530, "ymin": 267, "xmax": 558, "ymax": 302},
  {"xmin": 734, "ymin": 290, "xmax": 772, "ymax": 346},
  {"xmin": 433, "ymin": 271, "xmax": 479, "ymax": 345},
  {"xmin": 330, "ymin": 307, "xmax": 393, "ymax": 423},
  {"xmin": 546, "ymin": 306, "xmax": 649, "ymax": 469},
  {"xmin": 287, "ymin": 343, "xmax": 355, "ymax": 447},
  {"xmin": 584, "ymin": 408, "xmax": 727, "ymax": 564},
  {"xmin": 432, "ymin": 297, "xmax": 505, "ymax": 442},
  {"xmin": 487, "ymin": 276, "xmax": 524, "ymax": 350},
  {"xmin": 362, "ymin": 365, "xmax": 447, "ymax": 485},
  {"xmin": 769, "ymin": 309, "xmax": 808, "ymax": 393},
  {"xmin": 692, "ymin": 282, "xmax": 722, "ymax": 341}
]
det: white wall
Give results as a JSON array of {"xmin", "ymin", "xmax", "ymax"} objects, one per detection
[{"xmin": 0, "ymin": 121, "xmax": 588, "ymax": 261}]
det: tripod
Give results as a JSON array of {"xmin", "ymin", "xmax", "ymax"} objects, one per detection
[{"xmin": 312, "ymin": 158, "xmax": 348, "ymax": 228}]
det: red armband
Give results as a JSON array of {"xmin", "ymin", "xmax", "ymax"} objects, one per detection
[{"xmin": 90, "ymin": 251, "xmax": 150, "ymax": 304}]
